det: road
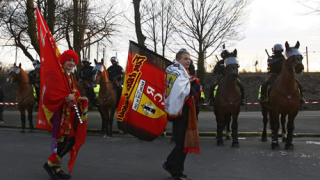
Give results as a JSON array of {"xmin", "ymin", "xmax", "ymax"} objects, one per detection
[{"xmin": 1, "ymin": 128, "xmax": 320, "ymax": 180}]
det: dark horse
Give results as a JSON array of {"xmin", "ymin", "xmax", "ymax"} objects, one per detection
[
  {"xmin": 92, "ymin": 59, "xmax": 118, "ymax": 138},
  {"xmin": 213, "ymin": 49, "xmax": 241, "ymax": 147},
  {"xmin": 262, "ymin": 41, "xmax": 303, "ymax": 150},
  {"xmin": 7, "ymin": 63, "xmax": 35, "ymax": 132}
]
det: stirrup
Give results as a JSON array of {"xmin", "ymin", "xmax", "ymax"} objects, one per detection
[{"xmin": 259, "ymin": 95, "xmax": 266, "ymax": 103}]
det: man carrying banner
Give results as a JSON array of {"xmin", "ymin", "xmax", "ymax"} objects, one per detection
[
  {"xmin": 163, "ymin": 49, "xmax": 200, "ymax": 180},
  {"xmin": 42, "ymin": 49, "xmax": 88, "ymax": 179}
]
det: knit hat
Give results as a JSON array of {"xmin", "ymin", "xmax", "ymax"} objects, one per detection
[{"xmin": 58, "ymin": 49, "xmax": 79, "ymax": 65}]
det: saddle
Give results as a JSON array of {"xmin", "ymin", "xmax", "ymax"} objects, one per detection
[{"xmin": 258, "ymin": 82, "xmax": 301, "ymax": 103}]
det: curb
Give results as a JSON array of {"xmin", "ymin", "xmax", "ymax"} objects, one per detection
[{"xmin": 1, "ymin": 125, "xmax": 320, "ymax": 138}]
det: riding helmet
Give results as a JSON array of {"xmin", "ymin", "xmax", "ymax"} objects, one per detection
[
  {"xmin": 273, "ymin": 44, "xmax": 284, "ymax": 52},
  {"xmin": 110, "ymin": 56, "xmax": 117, "ymax": 62}
]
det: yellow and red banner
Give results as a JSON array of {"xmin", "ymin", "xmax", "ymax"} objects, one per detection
[{"xmin": 117, "ymin": 41, "xmax": 172, "ymax": 141}]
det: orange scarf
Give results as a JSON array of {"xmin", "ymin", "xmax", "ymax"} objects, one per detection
[{"xmin": 183, "ymin": 99, "xmax": 200, "ymax": 154}]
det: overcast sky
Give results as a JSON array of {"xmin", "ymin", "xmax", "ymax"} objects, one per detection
[{"xmin": 1, "ymin": 0, "xmax": 320, "ymax": 72}]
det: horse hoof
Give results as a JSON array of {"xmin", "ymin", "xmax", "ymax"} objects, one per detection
[
  {"xmin": 103, "ymin": 134, "xmax": 108, "ymax": 139},
  {"xmin": 20, "ymin": 129, "xmax": 25, "ymax": 133},
  {"xmin": 217, "ymin": 140, "xmax": 224, "ymax": 146},
  {"xmin": 261, "ymin": 137, "xmax": 267, "ymax": 142},
  {"xmin": 285, "ymin": 143, "xmax": 294, "ymax": 150},
  {"xmin": 226, "ymin": 136, "xmax": 231, "ymax": 140},
  {"xmin": 271, "ymin": 143, "xmax": 280, "ymax": 150},
  {"xmin": 232, "ymin": 142, "xmax": 239, "ymax": 148}
]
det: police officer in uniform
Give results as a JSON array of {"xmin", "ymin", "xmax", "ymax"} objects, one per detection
[
  {"xmin": 208, "ymin": 50, "xmax": 245, "ymax": 106},
  {"xmin": 28, "ymin": 60, "xmax": 40, "ymax": 102},
  {"xmin": 107, "ymin": 56, "xmax": 124, "ymax": 103},
  {"xmin": 78, "ymin": 58, "xmax": 94, "ymax": 105},
  {"xmin": 259, "ymin": 44, "xmax": 306, "ymax": 103}
]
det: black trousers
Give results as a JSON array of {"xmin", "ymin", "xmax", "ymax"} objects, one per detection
[{"xmin": 165, "ymin": 105, "xmax": 189, "ymax": 174}]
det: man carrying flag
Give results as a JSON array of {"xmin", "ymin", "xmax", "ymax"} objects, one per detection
[
  {"xmin": 163, "ymin": 48, "xmax": 200, "ymax": 180},
  {"xmin": 42, "ymin": 50, "xmax": 88, "ymax": 179},
  {"xmin": 35, "ymin": 8, "xmax": 88, "ymax": 179}
]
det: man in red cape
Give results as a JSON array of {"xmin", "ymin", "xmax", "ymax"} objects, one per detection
[
  {"xmin": 36, "ymin": 7, "xmax": 88, "ymax": 178},
  {"xmin": 41, "ymin": 49, "xmax": 88, "ymax": 179}
]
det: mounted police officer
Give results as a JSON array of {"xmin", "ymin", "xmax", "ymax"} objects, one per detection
[
  {"xmin": 78, "ymin": 58, "xmax": 95, "ymax": 105},
  {"xmin": 107, "ymin": 56, "xmax": 124, "ymax": 102},
  {"xmin": 259, "ymin": 44, "xmax": 306, "ymax": 103},
  {"xmin": 28, "ymin": 60, "xmax": 40, "ymax": 102},
  {"xmin": 208, "ymin": 49, "xmax": 245, "ymax": 106}
]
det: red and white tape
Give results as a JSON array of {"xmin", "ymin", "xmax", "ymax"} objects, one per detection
[
  {"xmin": 200, "ymin": 101, "xmax": 319, "ymax": 106},
  {"xmin": 305, "ymin": 102, "xmax": 320, "ymax": 104},
  {"xmin": 0, "ymin": 102, "xmax": 19, "ymax": 105}
]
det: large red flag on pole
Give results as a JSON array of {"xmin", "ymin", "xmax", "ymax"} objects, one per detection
[
  {"xmin": 35, "ymin": 7, "xmax": 87, "ymax": 174},
  {"xmin": 117, "ymin": 41, "xmax": 172, "ymax": 141}
]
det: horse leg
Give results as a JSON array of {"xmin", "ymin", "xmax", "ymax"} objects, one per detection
[
  {"xmin": 107, "ymin": 118, "xmax": 113, "ymax": 137},
  {"xmin": 20, "ymin": 113, "xmax": 26, "ymax": 133},
  {"xmin": 27, "ymin": 108, "xmax": 34, "ymax": 132},
  {"xmin": 270, "ymin": 111, "xmax": 280, "ymax": 150},
  {"xmin": 98, "ymin": 106, "xmax": 105, "ymax": 132},
  {"xmin": 261, "ymin": 106, "xmax": 268, "ymax": 142},
  {"xmin": 107, "ymin": 110, "xmax": 116, "ymax": 137},
  {"xmin": 225, "ymin": 117, "xmax": 231, "ymax": 140},
  {"xmin": 285, "ymin": 114, "xmax": 296, "ymax": 150},
  {"xmin": 216, "ymin": 115, "xmax": 224, "ymax": 146},
  {"xmin": 231, "ymin": 115, "xmax": 239, "ymax": 148},
  {"xmin": 281, "ymin": 114, "xmax": 287, "ymax": 142}
]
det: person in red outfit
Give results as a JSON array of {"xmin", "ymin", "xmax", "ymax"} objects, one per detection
[{"xmin": 43, "ymin": 49, "xmax": 88, "ymax": 179}]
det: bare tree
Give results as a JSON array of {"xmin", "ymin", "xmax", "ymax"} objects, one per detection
[
  {"xmin": 0, "ymin": 0, "xmax": 119, "ymax": 66},
  {"xmin": 174, "ymin": 0, "xmax": 250, "ymax": 85},
  {"xmin": 141, "ymin": 0, "xmax": 175, "ymax": 57},
  {"xmin": 298, "ymin": 0, "xmax": 320, "ymax": 15},
  {"xmin": 133, "ymin": 0, "xmax": 146, "ymax": 46}
]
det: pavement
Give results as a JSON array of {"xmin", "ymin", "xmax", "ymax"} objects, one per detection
[{"xmin": 1, "ymin": 110, "xmax": 320, "ymax": 137}]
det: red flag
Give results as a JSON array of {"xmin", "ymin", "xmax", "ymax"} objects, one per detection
[
  {"xmin": 35, "ymin": 7, "xmax": 87, "ymax": 174},
  {"xmin": 117, "ymin": 41, "xmax": 172, "ymax": 141},
  {"xmin": 36, "ymin": 7, "xmax": 70, "ymax": 130}
]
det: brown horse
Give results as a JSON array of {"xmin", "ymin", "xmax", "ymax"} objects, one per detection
[
  {"xmin": 214, "ymin": 49, "xmax": 241, "ymax": 147},
  {"xmin": 266, "ymin": 41, "xmax": 304, "ymax": 150},
  {"xmin": 6, "ymin": 63, "xmax": 35, "ymax": 132},
  {"xmin": 92, "ymin": 59, "xmax": 118, "ymax": 138}
]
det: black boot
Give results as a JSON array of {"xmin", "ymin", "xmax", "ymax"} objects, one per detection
[
  {"xmin": 238, "ymin": 82, "xmax": 245, "ymax": 106},
  {"xmin": 208, "ymin": 84, "xmax": 215, "ymax": 106},
  {"xmin": 43, "ymin": 162, "xmax": 58, "ymax": 179},
  {"xmin": 259, "ymin": 83, "xmax": 268, "ymax": 103},
  {"xmin": 296, "ymin": 80, "xmax": 306, "ymax": 104},
  {"xmin": 55, "ymin": 169, "xmax": 71, "ymax": 179}
]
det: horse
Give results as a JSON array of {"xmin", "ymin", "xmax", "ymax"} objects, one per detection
[
  {"xmin": 266, "ymin": 41, "xmax": 303, "ymax": 150},
  {"xmin": 92, "ymin": 59, "xmax": 118, "ymax": 138},
  {"xmin": 6, "ymin": 63, "xmax": 35, "ymax": 132},
  {"xmin": 213, "ymin": 49, "xmax": 241, "ymax": 147}
]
